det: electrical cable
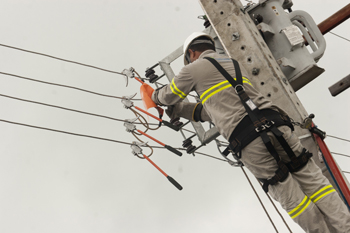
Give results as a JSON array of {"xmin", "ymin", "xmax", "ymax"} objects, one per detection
[
  {"xmin": 0, "ymin": 43, "xmax": 126, "ymax": 76},
  {"xmin": 331, "ymin": 152, "xmax": 350, "ymax": 159},
  {"xmin": 240, "ymin": 167, "xmax": 279, "ymax": 233},
  {"xmin": 0, "ymin": 118, "xmax": 133, "ymax": 145},
  {"xmin": 328, "ymin": 135, "xmax": 350, "ymax": 143},
  {"xmin": 0, "ymin": 93, "xmax": 149, "ymax": 125},
  {"xmin": 130, "ymin": 108, "xmax": 160, "ymax": 131},
  {"xmin": 0, "ymin": 71, "xmax": 141, "ymax": 100},
  {"xmin": 0, "ymin": 117, "xmax": 224, "ymax": 163},
  {"xmin": 329, "ymin": 32, "xmax": 350, "ymax": 43},
  {"xmin": 0, "ymin": 116, "xmax": 292, "ymax": 232},
  {"xmin": 151, "ymin": 146, "xmax": 227, "ymax": 162},
  {"xmin": 3, "ymin": 91, "xmax": 347, "ymax": 166},
  {"xmin": 256, "ymin": 178, "xmax": 293, "ymax": 233}
]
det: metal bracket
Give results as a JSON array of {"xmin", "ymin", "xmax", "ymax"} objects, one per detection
[{"xmin": 215, "ymin": 139, "xmax": 242, "ymax": 167}]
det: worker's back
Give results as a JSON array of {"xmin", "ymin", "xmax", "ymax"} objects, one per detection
[{"xmin": 184, "ymin": 50, "xmax": 274, "ymax": 140}]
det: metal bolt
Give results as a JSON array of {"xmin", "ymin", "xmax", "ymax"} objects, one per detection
[
  {"xmin": 232, "ymin": 32, "xmax": 240, "ymax": 41},
  {"xmin": 252, "ymin": 68, "xmax": 260, "ymax": 75}
]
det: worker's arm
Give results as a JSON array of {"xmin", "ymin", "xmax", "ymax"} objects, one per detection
[
  {"xmin": 151, "ymin": 66, "xmax": 194, "ymax": 106},
  {"xmin": 166, "ymin": 102, "xmax": 211, "ymax": 122},
  {"xmin": 151, "ymin": 66, "xmax": 211, "ymax": 122}
]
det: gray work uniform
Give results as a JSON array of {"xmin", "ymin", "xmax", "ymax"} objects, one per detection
[{"xmin": 152, "ymin": 50, "xmax": 350, "ymax": 232}]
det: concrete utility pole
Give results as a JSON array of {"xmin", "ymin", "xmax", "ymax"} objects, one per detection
[{"xmin": 198, "ymin": 0, "xmax": 350, "ymax": 206}]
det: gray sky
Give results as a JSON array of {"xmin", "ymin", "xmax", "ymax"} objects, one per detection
[{"xmin": 0, "ymin": 1, "xmax": 349, "ymax": 233}]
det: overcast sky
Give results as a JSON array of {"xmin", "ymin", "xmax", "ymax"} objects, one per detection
[{"xmin": 0, "ymin": 1, "xmax": 349, "ymax": 233}]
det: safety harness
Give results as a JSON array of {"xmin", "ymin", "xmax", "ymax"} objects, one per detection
[{"xmin": 203, "ymin": 57, "xmax": 312, "ymax": 192}]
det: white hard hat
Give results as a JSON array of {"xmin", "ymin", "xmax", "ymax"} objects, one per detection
[{"xmin": 183, "ymin": 32, "xmax": 215, "ymax": 65}]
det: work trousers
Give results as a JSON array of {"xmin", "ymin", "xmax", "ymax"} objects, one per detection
[{"xmin": 241, "ymin": 126, "xmax": 350, "ymax": 233}]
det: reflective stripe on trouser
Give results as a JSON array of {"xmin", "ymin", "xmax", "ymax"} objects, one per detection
[
  {"xmin": 288, "ymin": 195, "xmax": 311, "ymax": 219},
  {"xmin": 310, "ymin": 185, "xmax": 336, "ymax": 203},
  {"xmin": 292, "ymin": 160, "xmax": 350, "ymax": 233},
  {"xmin": 240, "ymin": 126, "xmax": 350, "ymax": 232}
]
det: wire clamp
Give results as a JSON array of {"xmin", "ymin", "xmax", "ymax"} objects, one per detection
[
  {"xmin": 130, "ymin": 141, "xmax": 147, "ymax": 156},
  {"xmin": 122, "ymin": 67, "xmax": 135, "ymax": 86},
  {"xmin": 124, "ymin": 118, "xmax": 137, "ymax": 132},
  {"xmin": 122, "ymin": 67, "xmax": 135, "ymax": 78},
  {"xmin": 121, "ymin": 99, "xmax": 134, "ymax": 109}
]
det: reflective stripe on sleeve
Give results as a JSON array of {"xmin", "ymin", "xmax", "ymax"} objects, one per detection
[
  {"xmin": 200, "ymin": 77, "xmax": 252, "ymax": 104},
  {"xmin": 170, "ymin": 78, "xmax": 187, "ymax": 99},
  {"xmin": 309, "ymin": 185, "xmax": 336, "ymax": 203},
  {"xmin": 288, "ymin": 196, "xmax": 311, "ymax": 219}
]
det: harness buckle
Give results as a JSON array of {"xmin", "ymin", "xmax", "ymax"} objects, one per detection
[
  {"xmin": 255, "ymin": 125, "xmax": 266, "ymax": 132},
  {"xmin": 255, "ymin": 121, "xmax": 275, "ymax": 132},
  {"xmin": 235, "ymin": 84, "xmax": 245, "ymax": 94},
  {"xmin": 265, "ymin": 120, "xmax": 275, "ymax": 129}
]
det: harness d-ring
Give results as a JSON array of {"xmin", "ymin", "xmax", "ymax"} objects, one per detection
[{"xmin": 235, "ymin": 84, "xmax": 245, "ymax": 94}]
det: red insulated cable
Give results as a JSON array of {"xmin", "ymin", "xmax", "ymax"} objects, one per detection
[
  {"xmin": 142, "ymin": 154, "xmax": 168, "ymax": 177},
  {"xmin": 314, "ymin": 133, "xmax": 350, "ymax": 207},
  {"xmin": 134, "ymin": 77, "xmax": 144, "ymax": 84},
  {"xmin": 137, "ymin": 129, "xmax": 165, "ymax": 146},
  {"xmin": 134, "ymin": 106, "xmax": 162, "ymax": 122}
]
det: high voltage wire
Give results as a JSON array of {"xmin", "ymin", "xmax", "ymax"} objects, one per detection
[
  {"xmin": 0, "ymin": 117, "xmax": 303, "ymax": 232},
  {"xmin": 329, "ymin": 32, "xmax": 350, "ymax": 43},
  {"xmin": 331, "ymin": 152, "xmax": 350, "ymax": 159},
  {"xmin": 240, "ymin": 167, "xmax": 279, "ymax": 233},
  {"xmin": 0, "ymin": 93, "xmax": 129, "ymax": 123},
  {"xmin": 0, "ymin": 118, "xmax": 227, "ymax": 163},
  {"xmin": 328, "ymin": 135, "xmax": 350, "ymax": 143},
  {"xmin": 0, "ymin": 43, "xmax": 126, "ymax": 76},
  {"xmin": 2, "ymin": 91, "xmax": 349, "ymax": 161},
  {"xmin": 0, "ymin": 118, "xmax": 133, "ymax": 145},
  {"xmin": 0, "ymin": 117, "xmax": 290, "ymax": 231},
  {"xmin": 0, "ymin": 71, "xmax": 141, "ymax": 100}
]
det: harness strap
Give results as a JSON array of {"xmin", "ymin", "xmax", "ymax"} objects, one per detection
[
  {"xmin": 261, "ymin": 160, "xmax": 290, "ymax": 192},
  {"xmin": 226, "ymin": 109, "xmax": 294, "ymax": 156},
  {"xmin": 204, "ymin": 57, "xmax": 310, "ymax": 192},
  {"xmin": 286, "ymin": 149, "xmax": 313, "ymax": 172}
]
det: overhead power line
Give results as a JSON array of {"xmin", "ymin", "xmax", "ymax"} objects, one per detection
[
  {"xmin": 240, "ymin": 167, "xmax": 279, "ymax": 233},
  {"xmin": 0, "ymin": 118, "xmax": 227, "ymax": 163},
  {"xmin": 0, "ymin": 71, "xmax": 140, "ymax": 100},
  {"xmin": 0, "ymin": 93, "xmax": 127, "ymax": 122},
  {"xmin": 331, "ymin": 152, "xmax": 350, "ymax": 159},
  {"xmin": 328, "ymin": 135, "xmax": 350, "ymax": 143},
  {"xmin": 0, "ymin": 118, "xmax": 132, "ymax": 145},
  {"xmin": 329, "ymin": 32, "xmax": 350, "ymax": 43},
  {"xmin": 0, "ymin": 117, "xmax": 293, "ymax": 232},
  {"xmin": 0, "ymin": 43, "xmax": 126, "ymax": 76}
]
